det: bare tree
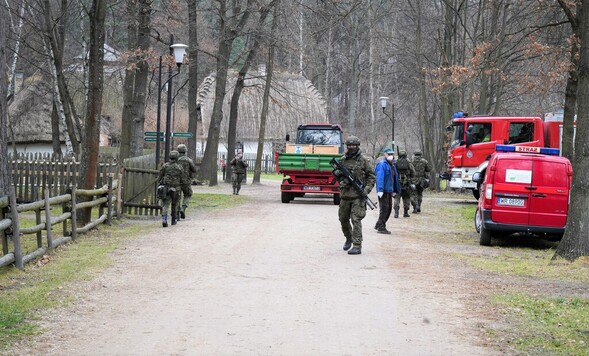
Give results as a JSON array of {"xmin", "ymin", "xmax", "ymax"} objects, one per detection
[
  {"xmin": 119, "ymin": 0, "xmax": 152, "ymax": 162},
  {"xmin": 78, "ymin": 0, "xmax": 106, "ymax": 224},
  {"xmin": 554, "ymin": 0, "xmax": 589, "ymax": 261},
  {"xmin": 187, "ymin": 0, "xmax": 200, "ymax": 162},
  {"xmin": 0, "ymin": 1, "xmax": 10, "ymax": 193}
]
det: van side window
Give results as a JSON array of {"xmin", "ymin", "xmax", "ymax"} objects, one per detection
[{"xmin": 509, "ymin": 122, "xmax": 534, "ymax": 144}]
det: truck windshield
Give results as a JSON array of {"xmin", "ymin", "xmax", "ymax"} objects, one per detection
[
  {"xmin": 450, "ymin": 124, "xmax": 465, "ymax": 149},
  {"xmin": 296, "ymin": 129, "xmax": 342, "ymax": 146}
]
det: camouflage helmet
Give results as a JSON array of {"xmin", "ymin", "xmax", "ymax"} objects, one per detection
[
  {"xmin": 398, "ymin": 150, "xmax": 407, "ymax": 157},
  {"xmin": 414, "ymin": 150, "xmax": 422, "ymax": 156},
  {"xmin": 177, "ymin": 144, "xmax": 187, "ymax": 153},
  {"xmin": 169, "ymin": 150, "xmax": 179, "ymax": 160},
  {"xmin": 345, "ymin": 136, "xmax": 361, "ymax": 146}
]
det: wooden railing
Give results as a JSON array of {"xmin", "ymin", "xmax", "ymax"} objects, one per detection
[{"xmin": 0, "ymin": 177, "xmax": 119, "ymax": 270}]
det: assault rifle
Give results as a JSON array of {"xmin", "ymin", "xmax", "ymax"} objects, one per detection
[{"xmin": 329, "ymin": 157, "xmax": 377, "ymax": 210}]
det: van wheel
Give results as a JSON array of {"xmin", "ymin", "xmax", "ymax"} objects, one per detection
[
  {"xmin": 333, "ymin": 194, "xmax": 341, "ymax": 205},
  {"xmin": 281, "ymin": 192, "xmax": 291, "ymax": 203},
  {"xmin": 474, "ymin": 207, "xmax": 482, "ymax": 233},
  {"xmin": 479, "ymin": 225, "xmax": 492, "ymax": 246}
]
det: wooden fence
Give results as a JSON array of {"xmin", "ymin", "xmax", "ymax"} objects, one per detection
[
  {"xmin": 0, "ymin": 178, "xmax": 119, "ymax": 270},
  {"xmin": 121, "ymin": 154, "xmax": 160, "ymax": 216},
  {"xmin": 8, "ymin": 152, "xmax": 118, "ymax": 203}
]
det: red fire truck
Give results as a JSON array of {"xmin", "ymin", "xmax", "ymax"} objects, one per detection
[{"xmin": 441, "ymin": 111, "xmax": 568, "ymax": 199}]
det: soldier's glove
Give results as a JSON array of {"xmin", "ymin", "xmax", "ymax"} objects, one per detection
[
  {"xmin": 392, "ymin": 192, "xmax": 397, "ymax": 197},
  {"xmin": 332, "ymin": 169, "xmax": 343, "ymax": 178},
  {"xmin": 377, "ymin": 192, "xmax": 384, "ymax": 198},
  {"xmin": 410, "ymin": 184, "xmax": 416, "ymax": 191}
]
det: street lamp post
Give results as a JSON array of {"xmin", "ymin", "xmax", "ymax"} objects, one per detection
[
  {"xmin": 155, "ymin": 42, "xmax": 188, "ymax": 167},
  {"xmin": 379, "ymin": 96, "xmax": 395, "ymax": 152}
]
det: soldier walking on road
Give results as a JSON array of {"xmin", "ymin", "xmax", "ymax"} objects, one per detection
[
  {"xmin": 411, "ymin": 150, "xmax": 432, "ymax": 213},
  {"xmin": 230, "ymin": 152, "xmax": 248, "ymax": 195},
  {"xmin": 374, "ymin": 148, "xmax": 401, "ymax": 234},
  {"xmin": 157, "ymin": 150, "xmax": 184, "ymax": 227},
  {"xmin": 393, "ymin": 150, "xmax": 416, "ymax": 218},
  {"xmin": 332, "ymin": 136, "xmax": 376, "ymax": 255},
  {"xmin": 177, "ymin": 144, "xmax": 197, "ymax": 219}
]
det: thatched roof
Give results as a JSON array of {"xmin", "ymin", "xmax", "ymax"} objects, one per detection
[
  {"xmin": 8, "ymin": 79, "xmax": 65, "ymax": 143},
  {"xmin": 197, "ymin": 70, "xmax": 328, "ymax": 140}
]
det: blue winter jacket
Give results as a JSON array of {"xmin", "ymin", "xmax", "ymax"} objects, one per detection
[{"xmin": 375, "ymin": 158, "xmax": 402, "ymax": 194}]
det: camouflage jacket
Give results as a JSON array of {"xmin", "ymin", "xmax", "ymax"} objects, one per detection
[
  {"xmin": 395, "ymin": 157, "xmax": 416, "ymax": 187},
  {"xmin": 178, "ymin": 154, "xmax": 197, "ymax": 185},
  {"xmin": 230, "ymin": 157, "xmax": 248, "ymax": 174},
  {"xmin": 334, "ymin": 150, "xmax": 376, "ymax": 200},
  {"xmin": 411, "ymin": 157, "xmax": 432, "ymax": 184},
  {"xmin": 158, "ymin": 161, "xmax": 184, "ymax": 188}
]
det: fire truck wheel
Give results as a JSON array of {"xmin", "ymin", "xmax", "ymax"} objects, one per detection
[
  {"xmin": 333, "ymin": 194, "xmax": 341, "ymax": 205},
  {"xmin": 472, "ymin": 188, "xmax": 480, "ymax": 200},
  {"xmin": 281, "ymin": 192, "xmax": 292, "ymax": 203},
  {"xmin": 479, "ymin": 225, "xmax": 492, "ymax": 246}
]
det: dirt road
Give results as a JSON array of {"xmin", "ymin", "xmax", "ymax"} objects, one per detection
[{"xmin": 17, "ymin": 180, "xmax": 499, "ymax": 355}]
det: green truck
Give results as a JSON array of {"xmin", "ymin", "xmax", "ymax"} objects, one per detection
[{"xmin": 275, "ymin": 123, "xmax": 344, "ymax": 204}]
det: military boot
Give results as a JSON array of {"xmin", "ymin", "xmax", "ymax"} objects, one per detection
[
  {"xmin": 180, "ymin": 206, "xmax": 187, "ymax": 219},
  {"xmin": 232, "ymin": 188, "xmax": 237, "ymax": 195},
  {"xmin": 343, "ymin": 237, "xmax": 352, "ymax": 251},
  {"xmin": 394, "ymin": 208, "xmax": 399, "ymax": 218},
  {"xmin": 348, "ymin": 245, "xmax": 362, "ymax": 255},
  {"xmin": 412, "ymin": 205, "xmax": 418, "ymax": 214},
  {"xmin": 417, "ymin": 203, "xmax": 421, "ymax": 213},
  {"xmin": 162, "ymin": 215, "xmax": 168, "ymax": 228},
  {"xmin": 403, "ymin": 209, "xmax": 410, "ymax": 218},
  {"xmin": 236, "ymin": 187, "xmax": 240, "ymax": 195},
  {"xmin": 171, "ymin": 214, "xmax": 178, "ymax": 225}
]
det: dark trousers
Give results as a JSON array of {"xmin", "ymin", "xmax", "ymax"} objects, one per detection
[{"xmin": 375, "ymin": 192, "xmax": 393, "ymax": 231}]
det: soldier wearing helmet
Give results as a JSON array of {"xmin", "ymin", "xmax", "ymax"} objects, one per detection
[
  {"xmin": 157, "ymin": 150, "xmax": 184, "ymax": 227},
  {"xmin": 177, "ymin": 144, "xmax": 197, "ymax": 218},
  {"xmin": 332, "ymin": 135, "xmax": 375, "ymax": 255},
  {"xmin": 393, "ymin": 149, "xmax": 416, "ymax": 218},
  {"xmin": 410, "ymin": 150, "xmax": 432, "ymax": 213},
  {"xmin": 230, "ymin": 151, "xmax": 248, "ymax": 195}
]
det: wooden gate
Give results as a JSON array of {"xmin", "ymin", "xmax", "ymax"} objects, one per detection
[{"xmin": 122, "ymin": 154, "xmax": 160, "ymax": 216}]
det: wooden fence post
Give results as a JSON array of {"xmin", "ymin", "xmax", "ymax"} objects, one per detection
[
  {"xmin": 117, "ymin": 169, "xmax": 123, "ymax": 217},
  {"xmin": 1, "ymin": 207, "xmax": 7, "ymax": 255},
  {"xmin": 106, "ymin": 176, "xmax": 113, "ymax": 225},
  {"xmin": 9, "ymin": 187, "xmax": 23, "ymax": 270},
  {"xmin": 44, "ymin": 189, "xmax": 54, "ymax": 248},
  {"xmin": 71, "ymin": 187, "xmax": 77, "ymax": 241},
  {"xmin": 34, "ymin": 187, "xmax": 42, "ymax": 248}
]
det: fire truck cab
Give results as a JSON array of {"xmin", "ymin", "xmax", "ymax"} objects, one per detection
[{"xmin": 473, "ymin": 145, "xmax": 573, "ymax": 246}]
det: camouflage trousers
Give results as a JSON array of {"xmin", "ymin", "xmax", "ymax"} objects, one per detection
[
  {"xmin": 411, "ymin": 185, "xmax": 424, "ymax": 209},
  {"xmin": 394, "ymin": 187, "xmax": 412, "ymax": 211},
  {"xmin": 160, "ymin": 188, "xmax": 180, "ymax": 218},
  {"xmin": 338, "ymin": 197, "xmax": 367, "ymax": 247},
  {"xmin": 232, "ymin": 173, "xmax": 245, "ymax": 191},
  {"xmin": 180, "ymin": 184, "xmax": 193, "ymax": 209}
]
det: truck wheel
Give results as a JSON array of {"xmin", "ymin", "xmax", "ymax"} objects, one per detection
[
  {"xmin": 472, "ymin": 188, "xmax": 480, "ymax": 200},
  {"xmin": 281, "ymin": 192, "xmax": 291, "ymax": 203},
  {"xmin": 479, "ymin": 225, "xmax": 492, "ymax": 246},
  {"xmin": 333, "ymin": 194, "xmax": 341, "ymax": 205}
]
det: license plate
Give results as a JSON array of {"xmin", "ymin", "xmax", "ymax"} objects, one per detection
[
  {"xmin": 497, "ymin": 197, "xmax": 525, "ymax": 207},
  {"xmin": 303, "ymin": 186, "xmax": 320, "ymax": 191}
]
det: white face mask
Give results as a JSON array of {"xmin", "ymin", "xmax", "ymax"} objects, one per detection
[{"xmin": 386, "ymin": 155, "xmax": 394, "ymax": 162}]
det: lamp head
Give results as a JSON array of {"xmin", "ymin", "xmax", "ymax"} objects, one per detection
[
  {"xmin": 170, "ymin": 43, "xmax": 189, "ymax": 67},
  {"xmin": 379, "ymin": 96, "xmax": 388, "ymax": 111}
]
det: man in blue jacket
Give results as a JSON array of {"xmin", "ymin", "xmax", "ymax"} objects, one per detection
[{"xmin": 374, "ymin": 148, "xmax": 401, "ymax": 234}]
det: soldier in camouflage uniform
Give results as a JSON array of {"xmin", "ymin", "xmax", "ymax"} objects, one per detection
[
  {"xmin": 230, "ymin": 152, "xmax": 248, "ymax": 195},
  {"xmin": 177, "ymin": 144, "xmax": 197, "ymax": 219},
  {"xmin": 393, "ymin": 150, "xmax": 416, "ymax": 218},
  {"xmin": 410, "ymin": 150, "xmax": 432, "ymax": 213},
  {"xmin": 157, "ymin": 150, "xmax": 184, "ymax": 227},
  {"xmin": 332, "ymin": 136, "xmax": 376, "ymax": 255}
]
